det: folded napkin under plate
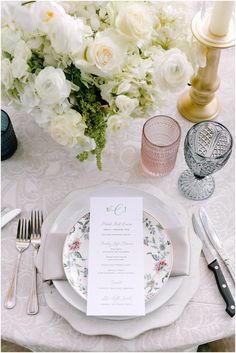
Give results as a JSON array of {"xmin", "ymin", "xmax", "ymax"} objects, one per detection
[
  {"xmin": 38, "ymin": 225, "xmax": 189, "ymax": 282},
  {"xmin": 35, "ymin": 183, "xmax": 202, "ymax": 338},
  {"xmin": 36, "ymin": 185, "xmax": 190, "ymax": 282}
]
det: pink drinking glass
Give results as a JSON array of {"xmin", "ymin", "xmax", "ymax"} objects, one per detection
[{"xmin": 141, "ymin": 115, "xmax": 181, "ymax": 176}]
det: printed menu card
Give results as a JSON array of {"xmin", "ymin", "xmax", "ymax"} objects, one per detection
[{"xmin": 87, "ymin": 197, "xmax": 145, "ymax": 316}]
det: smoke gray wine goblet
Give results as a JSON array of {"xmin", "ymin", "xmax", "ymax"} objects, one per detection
[{"xmin": 178, "ymin": 121, "xmax": 233, "ymax": 201}]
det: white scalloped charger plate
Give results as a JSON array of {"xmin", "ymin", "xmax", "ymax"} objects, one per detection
[
  {"xmin": 49, "ymin": 185, "xmax": 184, "ymax": 320},
  {"xmin": 63, "ymin": 211, "xmax": 173, "ymax": 303}
]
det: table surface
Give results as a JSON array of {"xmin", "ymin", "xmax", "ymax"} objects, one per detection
[{"xmin": 1, "ymin": 41, "xmax": 235, "ymax": 352}]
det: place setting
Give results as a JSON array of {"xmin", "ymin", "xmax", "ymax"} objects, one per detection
[
  {"xmin": 2, "ymin": 115, "xmax": 235, "ymax": 336},
  {"xmin": 1, "ymin": 1, "xmax": 235, "ymax": 352}
]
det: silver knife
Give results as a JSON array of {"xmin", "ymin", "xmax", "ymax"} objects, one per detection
[
  {"xmin": 1, "ymin": 209, "xmax": 21, "ymax": 228},
  {"xmin": 192, "ymin": 214, "xmax": 235, "ymax": 318},
  {"xmin": 199, "ymin": 207, "xmax": 235, "ymax": 283}
]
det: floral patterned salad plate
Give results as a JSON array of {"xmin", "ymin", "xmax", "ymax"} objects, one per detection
[{"xmin": 63, "ymin": 211, "xmax": 173, "ymax": 302}]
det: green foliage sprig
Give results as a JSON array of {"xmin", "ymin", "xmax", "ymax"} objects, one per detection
[
  {"xmin": 64, "ymin": 64, "xmax": 107, "ymax": 170},
  {"xmin": 28, "ymin": 51, "xmax": 44, "ymax": 74}
]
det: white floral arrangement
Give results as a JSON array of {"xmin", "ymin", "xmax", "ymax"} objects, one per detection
[{"xmin": 1, "ymin": 1, "xmax": 195, "ymax": 169}]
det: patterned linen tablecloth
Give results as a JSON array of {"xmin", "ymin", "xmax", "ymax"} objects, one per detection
[{"xmin": 1, "ymin": 45, "xmax": 235, "ymax": 351}]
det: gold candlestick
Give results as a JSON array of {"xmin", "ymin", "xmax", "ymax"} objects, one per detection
[{"xmin": 178, "ymin": 10, "xmax": 235, "ymax": 123}]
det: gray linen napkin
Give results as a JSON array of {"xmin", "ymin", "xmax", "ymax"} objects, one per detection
[{"xmin": 36, "ymin": 226, "xmax": 190, "ymax": 281}]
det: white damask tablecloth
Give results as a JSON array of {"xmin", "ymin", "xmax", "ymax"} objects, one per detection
[{"xmin": 1, "ymin": 45, "xmax": 235, "ymax": 351}]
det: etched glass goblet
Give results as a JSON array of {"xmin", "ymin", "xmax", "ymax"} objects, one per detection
[{"xmin": 178, "ymin": 121, "xmax": 233, "ymax": 200}]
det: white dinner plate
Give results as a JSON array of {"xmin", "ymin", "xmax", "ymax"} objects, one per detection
[
  {"xmin": 49, "ymin": 185, "xmax": 184, "ymax": 319},
  {"xmin": 63, "ymin": 210, "xmax": 173, "ymax": 302}
]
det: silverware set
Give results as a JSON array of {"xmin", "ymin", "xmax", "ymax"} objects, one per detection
[
  {"xmin": 3, "ymin": 205, "xmax": 234, "ymax": 319},
  {"xmin": 193, "ymin": 207, "xmax": 235, "ymax": 318},
  {"xmin": 4, "ymin": 211, "xmax": 43, "ymax": 315}
]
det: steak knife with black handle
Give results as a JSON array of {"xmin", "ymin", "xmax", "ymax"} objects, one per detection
[
  {"xmin": 192, "ymin": 214, "xmax": 235, "ymax": 317},
  {"xmin": 199, "ymin": 207, "xmax": 235, "ymax": 283}
]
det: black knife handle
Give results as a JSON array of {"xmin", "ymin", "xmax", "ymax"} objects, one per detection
[{"xmin": 208, "ymin": 259, "xmax": 235, "ymax": 317}]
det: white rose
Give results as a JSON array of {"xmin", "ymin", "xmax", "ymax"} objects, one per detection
[
  {"xmin": 35, "ymin": 67, "xmax": 71, "ymax": 105},
  {"xmin": 50, "ymin": 109, "xmax": 86, "ymax": 148},
  {"xmin": 154, "ymin": 48, "xmax": 193, "ymax": 92},
  {"xmin": 115, "ymin": 95, "xmax": 139, "ymax": 114},
  {"xmin": 1, "ymin": 27, "xmax": 21, "ymax": 55},
  {"xmin": 14, "ymin": 40, "xmax": 32, "ymax": 61},
  {"xmin": 115, "ymin": 4, "xmax": 153, "ymax": 41},
  {"xmin": 107, "ymin": 114, "xmax": 130, "ymax": 133},
  {"xmin": 11, "ymin": 58, "xmax": 29, "ymax": 79},
  {"xmin": 1, "ymin": 58, "xmax": 14, "ymax": 90},
  {"xmin": 85, "ymin": 30, "xmax": 127, "ymax": 76}
]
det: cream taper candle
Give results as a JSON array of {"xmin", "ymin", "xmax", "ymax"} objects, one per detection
[{"xmin": 209, "ymin": 1, "xmax": 234, "ymax": 36}]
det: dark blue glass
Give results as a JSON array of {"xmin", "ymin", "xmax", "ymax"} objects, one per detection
[{"xmin": 1, "ymin": 110, "xmax": 17, "ymax": 161}]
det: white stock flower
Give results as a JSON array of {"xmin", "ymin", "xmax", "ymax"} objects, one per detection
[
  {"xmin": 115, "ymin": 3, "xmax": 153, "ymax": 42},
  {"xmin": 69, "ymin": 19, "xmax": 92, "ymax": 54},
  {"xmin": 1, "ymin": 58, "xmax": 14, "ymax": 90},
  {"xmin": 47, "ymin": 15, "xmax": 91, "ymax": 55},
  {"xmin": 84, "ymin": 30, "xmax": 127, "ymax": 76},
  {"xmin": 14, "ymin": 2, "xmax": 37, "ymax": 32},
  {"xmin": 11, "ymin": 58, "xmax": 29, "ymax": 79},
  {"xmin": 47, "ymin": 16, "xmax": 70, "ymax": 54},
  {"xmin": 154, "ymin": 49, "xmax": 193, "ymax": 92},
  {"xmin": 107, "ymin": 114, "xmax": 130, "ymax": 133},
  {"xmin": 33, "ymin": 1, "xmax": 67, "ymax": 33},
  {"xmin": 50, "ymin": 109, "xmax": 86, "ymax": 148},
  {"xmin": 1, "ymin": 27, "xmax": 21, "ymax": 55},
  {"xmin": 115, "ymin": 95, "xmax": 139, "ymax": 114},
  {"xmin": 14, "ymin": 40, "xmax": 32, "ymax": 61},
  {"xmin": 35, "ymin": 67, "xmax": 71, "ymax": 105}
]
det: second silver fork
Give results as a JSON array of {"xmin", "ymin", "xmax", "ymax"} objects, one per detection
[{"xmin": 27, "ymin": 211, "xmax": 43, "ymax": 315}]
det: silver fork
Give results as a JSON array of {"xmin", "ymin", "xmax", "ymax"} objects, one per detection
[
  {"xmin": 27, "ymin": 210, "xmax": 43, "ymax": 315},
  {"xmin": 4, "ymin": 219, "xmax": 31, "ymax": 309}
]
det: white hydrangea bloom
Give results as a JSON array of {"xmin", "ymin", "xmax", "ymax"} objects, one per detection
[
  {"xmin": 115, "ymin": 2, "xmax": 154, "ymax": 44},
  {"xmin": 1, "ymin": 1, "xmax": 194, "ymax": 166},
  {"xmin": 11, "ymin": 58, "xmax": 29, "ymax": 79},
  {"xmin": 1, "ymin": 58, "xmax": 14, "ymax": 90},
  {"xmin": 107, "ymin": 114, "xmax": 131, "ymax": 133}
]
